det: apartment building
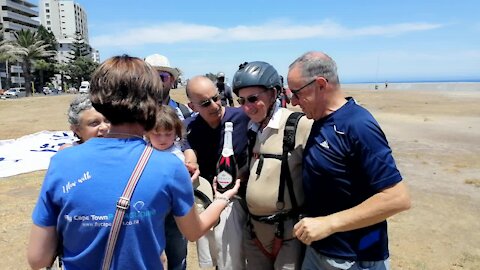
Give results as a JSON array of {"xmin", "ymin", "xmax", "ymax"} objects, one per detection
[
  {"xmin": 0, "ymin": 0, "xmax": 39, "ymax": 88},
  {"xmin": 0, "ymin": 0, "xmax": 39, "ymax": 40},
  {"xmin": 39, "ymin": 0, "xmax": 92, "ymax": 63}
]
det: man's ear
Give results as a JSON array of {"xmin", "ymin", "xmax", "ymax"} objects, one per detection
[{"xmin": 188, "ymin": 102, "xmax": 197, "ymax": 112}]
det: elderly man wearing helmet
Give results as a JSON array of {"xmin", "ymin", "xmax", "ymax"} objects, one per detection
[
  {"xmin": 216, "ymin": 72, "xmax": 234, "ymax": 107},
  {"xmin": 232, "ymin": 61, "xmax": 313, "ymax": 269},
  {"xmin": 144, "ymin": 54, "xmax": 193, "ymax": 120}
]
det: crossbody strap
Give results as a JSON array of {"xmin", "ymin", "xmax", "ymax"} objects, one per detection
[{"xmin": 101, "ymin": 144, "xmax": 153, "ymax": 270}]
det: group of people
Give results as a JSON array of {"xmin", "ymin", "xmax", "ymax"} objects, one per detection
[{"xmin": 27, "ymin": 51, "xmax": 410, "ymax": 270}]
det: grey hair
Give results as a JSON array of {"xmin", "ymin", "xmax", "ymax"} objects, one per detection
[
  {"xmin": 67, "ymin": 95, "xmax": 93, "ymax": 125},
  {"xmin": 289, "ymin": 51, "xmax": 340, "ymax": 85}
]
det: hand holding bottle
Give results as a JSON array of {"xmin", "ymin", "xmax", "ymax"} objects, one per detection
[{"xmin": 213, "ymin": 177, "xmax": 241, "ymax": 201}]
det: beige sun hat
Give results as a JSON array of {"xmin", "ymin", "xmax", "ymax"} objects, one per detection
[
  {"xmin": 193, "ymin": 176, "xmax": 214, "ymax": 211},
  {"xmin": 144, "ymin": 54, "xmax": 180, "ymax": 80}
]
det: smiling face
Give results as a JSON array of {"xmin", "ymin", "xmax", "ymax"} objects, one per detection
[
  {"xmin": 72, "ymin": 108, "xmax": 110, "ymax": 143},
  {"xmin": 238, "ymin": 86, "xmax": 275, "ymax": 124},
  {"xmin": 187, "ymin": 76, "xmax": 224, "ymax": 128}
]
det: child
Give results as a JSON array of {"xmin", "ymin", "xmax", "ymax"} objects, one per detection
[{"xmin": 145, "ymin": 105, "xmax": 198, "ymax": 270}]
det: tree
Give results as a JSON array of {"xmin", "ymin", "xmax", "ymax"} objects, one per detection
[
  {"xmin": 0, "ymin": 25, "xmax": 16, "ymax": 90},
  {"xmin": 33, "ymin": 26, "xmax": 58, "ymax": 90},
  {"xmin": 9, "ymin": 29, "xmax": 55, "ymax": 96},
  {"xmin": 67, "ymin": 32, "xmax": 90, "ymax": 61},
  {"xmin": 63, "ymin": 56, "xmax": 98, "ymax": 88}
]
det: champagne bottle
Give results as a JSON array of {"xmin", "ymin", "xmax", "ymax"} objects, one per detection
[{"xmin": 216, "ymin": 122, "xmax": 238, "ymax": 193}]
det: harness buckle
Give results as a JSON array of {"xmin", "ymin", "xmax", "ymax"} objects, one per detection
[{"xmin": 116, "ymin": 196, "xmax": 130, "ymax": 210}]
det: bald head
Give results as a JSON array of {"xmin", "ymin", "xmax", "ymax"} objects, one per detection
[{"xmin": 186, "ymin": 76, "xmax": 216, "ymax": 99}]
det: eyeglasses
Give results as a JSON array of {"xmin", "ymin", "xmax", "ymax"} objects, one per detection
[
  {"xmin": 290, "ymin": 78, "xmax": 317, "ymax": 99},
  {"xmin": 159, "ymin": 72, "xmax": 172, "ymax": 82},
  {"xmin": 237, "ymin": 89, "xmax": 269, "ymax": 106},
  {"xmin": 196, "ymin": 93, "xmax": 220, "ymax": 107}
]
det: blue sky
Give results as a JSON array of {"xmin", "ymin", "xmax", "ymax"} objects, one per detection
[{"xmin": 72, "ymin": 0, "xmax": 479, "ymax": 83}]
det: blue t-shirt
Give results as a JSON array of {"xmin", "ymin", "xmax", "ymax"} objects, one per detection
[
  {"xmin": 183, "ymin": 107, "xmax": 249, "ymax": 183},
  {"xmin": 303, "ymin": 98, "xmax": 402, "ymax": 261},
  {"xmin": 32, "ymin": 137, "xmax": 194, "ymax": 270}
]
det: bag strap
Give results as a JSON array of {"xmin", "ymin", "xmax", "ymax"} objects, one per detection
[
  {"xmin": 176, "ymin": 101, "xmax": 192, "ymax": 119},
  {"xmin": 101, "ymin": 144, "xmax": 153, "ymax": 270},
  {"xmin": 276, "ymin": 112, "xmax": 304, "ymax": 210}
]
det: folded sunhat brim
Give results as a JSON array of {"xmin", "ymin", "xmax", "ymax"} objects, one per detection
[
  {"xmin": 155, "ymin": 66, "xmax": 179, "ymax": 80},
  {"xmin": 193, "ymin": 176, "xmax": 214, "ymax": 208}
]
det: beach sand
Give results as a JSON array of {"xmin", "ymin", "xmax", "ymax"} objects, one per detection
[{"xmin": 0, "ymin": 87, "xmax": 479, "ymax": 269}]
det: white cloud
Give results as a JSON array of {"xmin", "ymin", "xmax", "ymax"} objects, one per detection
[{"xmin": 91, "ymin": 20, "xmax": 443, "ymax": 47}]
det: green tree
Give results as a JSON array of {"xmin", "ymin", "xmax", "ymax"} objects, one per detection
[
  {"xmin": 64, "ymin": 56, "xmax": 98, "ymax": 88},
  {"xmin": 67, "ymin": 32, "xmax": 90, "ymax": 61},
  {"xmin": 9, "ymin": 29, "xmax": 55, "ymax": 96},
  {"xmin": 0, "ymin": 25, "xmax": 16, "ymax": 90},
  {"xmin": 33, "ymin": 26, "xmax": 58, "ymax": 90}
]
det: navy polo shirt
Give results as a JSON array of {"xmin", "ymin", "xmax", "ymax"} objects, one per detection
[
  {"xmin": 303, "ymin": 98, "xmax": 402, "ymax": 261},
  {"xmin": 184, "ymin": 107, "xmax": 249, "ymax": 183}
]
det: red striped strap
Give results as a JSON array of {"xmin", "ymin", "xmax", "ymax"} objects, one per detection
[{"xmin": 101, "ymin": 144, "xmax": 153, "ymax": 270}]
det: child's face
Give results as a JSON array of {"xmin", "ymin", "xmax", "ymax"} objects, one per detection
[{"xmin": 148, "ymin": 128, "xmax": 176, "ymax": 150}]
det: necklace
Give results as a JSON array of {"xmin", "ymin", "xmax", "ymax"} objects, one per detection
[{"xmin": 106, "ymin": 132, "xmax": 144, "ymax": 140}]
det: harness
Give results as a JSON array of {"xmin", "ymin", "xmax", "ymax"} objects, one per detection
[{"xmin": 247, "ymin": 111, "xmax": 304, "ymax": 261}]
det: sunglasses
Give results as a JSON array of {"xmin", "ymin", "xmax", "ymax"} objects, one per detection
[
  {"xmin": 237, "ymin": 89, "xmax": 269, "ymax": 106},
  {"xmin": 159, "ymin": 72, "xmax": 172, "ymax": 82},
  {"xmin": 196, "ymin": 94, "xmax": 220, "ymax": 107},
  {"xmin": 290, "ymin": 78, "xmax": 316, "ymax": 99}
]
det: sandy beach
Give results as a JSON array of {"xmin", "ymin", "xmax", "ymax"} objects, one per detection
[{"xmin": 0, "ymin": 86, "xmax": 479, "ymax": 269}]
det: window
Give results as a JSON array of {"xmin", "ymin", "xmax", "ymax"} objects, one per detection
[
  {"xmin": 46, "ymin": 15, "xmax": 50, "ymax": 19},
  {"xmin": 47, "ymin": 27, "xmax": 51, "ymax": 30},
  {"xmin": 47, "ymin": 21, "xmax": 50, "ymax": 25},
  {"xmin": 45, "ymin": 3, "xmax": 49, "ymax": 7},
  {"xmin": 46, "ymin": 9, "xmax": 50, "ymax": 13}
]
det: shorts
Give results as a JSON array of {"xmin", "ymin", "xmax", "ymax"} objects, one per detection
[{"xmin": 302, "ymin": 246, "xmax": 390, "ymax": 270}]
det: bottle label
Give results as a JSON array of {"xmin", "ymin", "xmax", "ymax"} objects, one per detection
[{"xmin": 217, "ymin": 170, "xmax": 233, "ymax": 188}]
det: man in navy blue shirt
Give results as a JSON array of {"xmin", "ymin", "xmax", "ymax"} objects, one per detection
[
  {"xmin": 288, "ymin": 51, "xmax": 411, "ymax": 270},
  {"xmin": 184, "ymin": 76, "xmax": 249, "ymax": 269}
]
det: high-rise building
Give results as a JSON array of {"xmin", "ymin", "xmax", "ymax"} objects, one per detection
[
  {"xmin": 0, "ymin": 0, "xmax": 39, "ymax": 41},
  {"xmin": 0, "ymin": 0, "xmax": 39, "ymax": 88},
  {"xmin": 39, "ymin": 0, "xmax": 93, "ymax": 63},
  {"xmin": 39, "ymin": 0, "xmax": 88, "ymax": 42}
]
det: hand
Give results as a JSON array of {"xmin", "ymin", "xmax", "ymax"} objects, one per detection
[
  {"xmin": 293, "ymin": 216, "xmax": 335, "ymax": 245},
  {"xmin": 185, "ymin": 162, "xmax": 200, "ymax": 183},
  {"xmin": 212, "ymin": 177, "xmax": 241, "ymax": 200}
]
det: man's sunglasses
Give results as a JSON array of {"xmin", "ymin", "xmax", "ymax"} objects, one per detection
[
  {"xmin": 196, "ymin": 94, "xmax": 220, "ymax": 107},
  {"xmin": 159, "ymin": 72, "xmax": 172, "ymax": 82},
  {"xmin": 237, "ymin": 89, "xmax": 269, "ymax": 106},
  {"xmin": 290, "ymin": 78, "xmax": 316, "ymax": 98}
]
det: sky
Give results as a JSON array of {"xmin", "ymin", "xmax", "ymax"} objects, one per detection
[{"xmin": 67, "ymin": 0, "xmax": 479, "ymax": 83}]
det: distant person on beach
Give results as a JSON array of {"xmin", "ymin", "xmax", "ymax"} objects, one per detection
[
  {"xmin": 232, "ymin": 61, "xmax": 313, "ymax": 269},
  {"xmin": 184, "ymin": 76, "xmax": 250, "ymax": 269},
  {"xmin": 144, "ymin": 104, "xmax": 199, "ymax": 270},
  {"xmin": 385, "ymin": 81, "xmax": 388, "ymax": 89},
  {"xmin": 216, "ymin": 72, "xmax": 234, "ymax": 106},
  {"xmin": 287, "ymin": 51, "xmax": 411, "ymax": 270},
  {"xmin": 59, "ymin": 95, "xmax": 110, "ymax": 150},
  {"xmin": 27, "ymin": 55, "xmax": 240, "ymax": 270},
  {"xmin": 145, "ymin": 53, "xmax": 193, "ymax": 120}
]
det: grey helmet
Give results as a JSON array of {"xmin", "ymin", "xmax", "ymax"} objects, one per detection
[
  {"xmin": 217, "ymin": 72, "xmax": 225, "ymax": 78},
  {"xmin": 232, "ymin": 61, "xmax": 281, "ymax": 96}
]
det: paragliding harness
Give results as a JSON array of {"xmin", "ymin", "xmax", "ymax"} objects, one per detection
[{"xmin": 246, "ymin": 111, "xmax": 304, "ymax": 261}]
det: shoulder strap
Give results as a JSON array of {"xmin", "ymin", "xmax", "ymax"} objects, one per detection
[
  {"xmin": 102, "ymin": 145, "xmax": 153, "ymax": 270},
  {"xmin": 176, "ymin": 102, "xmax": 192, "ymax": 119},
  {"xmin": 277, "ymin": 112, "xmax": 304, "ymax": 210}
]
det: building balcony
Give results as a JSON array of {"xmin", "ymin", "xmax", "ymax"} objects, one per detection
[
  {"xmin": 1, "ymin": 0, "xmax": 39, "ymax": 17},
  {"xmin": 2, "ymin": 10, "xmax": 40, "ymax": 28}
]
